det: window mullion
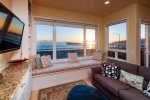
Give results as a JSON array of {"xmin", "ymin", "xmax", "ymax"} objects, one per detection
[
  {"xmin": 84, "ymin": 26, "xmax": 86, "ymax": 58},
  {"xmin": 53, "ymin": 23, "xmax": 56, "ymax": 61},
  {"xmin": 95, "ymin": 27, "xmax": 98, "ymax": 52}
]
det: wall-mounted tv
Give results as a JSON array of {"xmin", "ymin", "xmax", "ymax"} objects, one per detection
[{"xmin": 0, "ymin": 3, "xmax": 25, "ymax": 54}]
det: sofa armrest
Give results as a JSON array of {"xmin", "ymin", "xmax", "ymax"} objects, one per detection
[{"xmin": 91, "ymin": 65, "xmax": 102, "ymax": 78}]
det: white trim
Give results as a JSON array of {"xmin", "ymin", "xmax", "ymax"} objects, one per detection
[
  {"xmin": 140, "ymin": 20, "xmax": 150, "ymax": 67},
  {"xmin": 51, "ymin": 56, "xmax": 93, "ymax": 64},
  {"xmin": 97, "ymin": 25, "xmax": 100, "ymax": 51},
  {"xmin": 34, "ymin": 19, "xmax": 98, "ymax": 62},
  {"xmin": 108, "ymin": 49, "xmax": 126, "ymax": 53},
  {"xmin": 145, "ymin": 25, "xmax": 149, "ymax": 67},
  {"xmin": 126, "ymin": 18, "xmax": 129, "ymax": 62},
  {"xmin": 107, "ymin": 57, "xmax": 127, "ymax": 62},
  {"xmin": 53, "ymin": 23, "xmax": 56, "ymax": 61},
  {"xmin": 84, "ymin": 26, "xmax": 86, "ymax": 57},
  {"xmin": 34, "ymin": 16, "xmax": 99, "ymax": 27},
  {"xmin": 139, "ymin": 19, "xmax": 142, "ymax": 66}
]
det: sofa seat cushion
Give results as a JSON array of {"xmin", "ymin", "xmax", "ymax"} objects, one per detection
[
  {"xmin": 119, "ymin": 88, "xmax": 149, "ymax": 100},
  {"xmin": 94, "ymin": 74, "xmax": 131, "ymax": 96},
  {"xmin": 79, "ymin": 59, "xmax": 101, "ymax": 67}
]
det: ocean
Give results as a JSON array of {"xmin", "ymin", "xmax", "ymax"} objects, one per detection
[{"xmin": 36, "ymin": 41, "xmax": 95, "ymax": 59}]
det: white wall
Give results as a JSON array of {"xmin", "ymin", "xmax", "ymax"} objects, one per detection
[{"xmin": 12, "ymin": 0, "xmax": 29, "ymax": 59}]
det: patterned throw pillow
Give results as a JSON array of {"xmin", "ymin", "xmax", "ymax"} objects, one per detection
[
  {"xmin": 93, "ymin": 52, "xmax": 102, "ymax": 61},
  {"xmin": 144, "ymin": 81, "xmax": 150, "ymax": 98},
  {"xmin": 41, "ymin": 55, "xmax": 52, "ymax": 68},
  {"xmin": 120, "ymin": 70, "xmax": 144, "ymax": 91},
  {"xmin": 102, "ymin": 62, "xmax": 120, "ymax": 79},
  {"xmin": 68, "ymin": 53, "xmax": 79, "ymax": 63},
  {"xmin": 111, "ymin": 65, "xmax": 120, "ymax": 79}
]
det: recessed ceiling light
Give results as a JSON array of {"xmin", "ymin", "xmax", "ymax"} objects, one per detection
[{"xmin": 104, "ymin": 1, "xmax": 110, "ymax": 5}]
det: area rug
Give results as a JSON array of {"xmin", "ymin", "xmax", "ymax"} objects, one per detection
[{"xmin": 38, "ymin": 80, "xmax": 86, "ymax": 100}]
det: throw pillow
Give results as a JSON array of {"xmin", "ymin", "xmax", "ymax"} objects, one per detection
[
  {"xmin": 102, "ymin": 62, "xmax": 120, "ymax": 79},
  {"xmin": 102, "ymin": 63, "xmax": 112, "ymax": 78},
  {"xmin": 68, "ymin": 53, "xmax": 79, "ymax": 63},
  {"xmin": 35, "ymin": 55, "xmax": 42, "ymax": 69},
  {"xmin": 120, "ymin": 70, "xmax": 144, "ymax": 91},
  {"xmin": 144, "ymin": 81, "xmax": 150, "ymax": 98},
  {"xmin": 111, "ymin": 65, "xmax": 120, "ymax": 79},
  {"xmin": 93, "ymin": 52, "xmax": 102, "ymax": 61},
  {"xmin": 41, "ymin": 55, "xmax": 52, "ymax": 68}
]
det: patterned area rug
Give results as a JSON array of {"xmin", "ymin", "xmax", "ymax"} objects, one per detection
[{"xmin": 38, "ymin": 80, "xmax": 86, "ymax": 100}]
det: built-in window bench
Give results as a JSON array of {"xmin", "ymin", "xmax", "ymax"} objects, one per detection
[{"xmin": 32, "ymin": 59, "xmax": 101, "ymax": 91}]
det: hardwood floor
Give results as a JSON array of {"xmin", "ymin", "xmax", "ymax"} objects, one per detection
[{"xmin": 30, "ymin": 78, "xmax": 92, "ymax": 100}]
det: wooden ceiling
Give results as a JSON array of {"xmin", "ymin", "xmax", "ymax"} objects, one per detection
[{"xmin": 33, "ymin": 0, "xmax": 150, "ymax": 17}]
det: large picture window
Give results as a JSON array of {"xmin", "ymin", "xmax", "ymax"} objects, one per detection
[
  {"xmin": 86, "ymin": 28, "xmax": 96, "ymax": 56},
  {"xmin": 36, "ymin": 24, "xmax": 53, "ymax": 59},
  {"xmin": 56, "ymin": 26, "xmax": 84, "ymax": 59},
  {"xmin": 107, "ymin": 20, "xmax": 127, "ymax": 60},
  {"xmin": 35, "ymin": 19, "xmax": 98, "ymax": 61}
]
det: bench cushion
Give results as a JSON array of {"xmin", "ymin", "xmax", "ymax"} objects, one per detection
[
  {"xmin": 32, "ymin": 59, "xmax": 101, "ymax": 76},
  {"xmin": 79, "ymin": 59, "xmax": 101, "ymax": 67}
]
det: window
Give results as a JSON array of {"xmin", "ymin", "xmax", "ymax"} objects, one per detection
[
  {"xmin": 107, "ymin": 20, "xmax": 127, "ymax": 60},
  {"xmin": 35, "ymin": 19, "xmax": 98, "ymax": 61},
  {"xmin": 86, "ymin": 28, "xmax": 96, "ymax": 56},
  {"xmin": 140, "ymin": 24, "xmax": 146, "ymax": 66},
  {"xmin": 36, "ymin": 24, "xmax": 53, "ymax": 59},
  {"xmin": 56, "ymin": 26, "xmax": 84, "ymax": 59}
]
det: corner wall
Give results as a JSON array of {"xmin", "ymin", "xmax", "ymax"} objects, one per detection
[
  {"xmin": 0, "ymin": 0, "xmax": 30, "ymax": 71},
  {"xmin": 103, "ymin": 4, "xmax": 138, "ymax": 64},
  {"xmin": 0, "ymin": 0, "xmax": 14, "ymax": 71}
]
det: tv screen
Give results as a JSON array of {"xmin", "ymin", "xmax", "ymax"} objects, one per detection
[
  {"xmin": 0, "ymin": 3, "xmax": 25, "ymax": 53},
  {"xmin": 0, "ymin": 12, "xmax": 8, "ymax": 30}
]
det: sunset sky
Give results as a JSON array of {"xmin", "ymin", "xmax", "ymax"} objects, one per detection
[
  {"xmin": 36, "ymin": 22, "xmax": 131, "ymax": 44},
  {"xmin": 8, "ymin": 17, "xmax": 24, "ymax": 35},
  {"xmin": 36, "ymin": 25, "xmax": 95, "ymax": 43},
  {"xmin": 108, "ymin": 22, "xmax": 127, "ymax": 43},
  {"xmin": 141, "ymin": 24, "xmax": 145, "ymax": 39},
  {"xmin": 0, "ymin": 12, "xmax": 7, "ymax": 30}
]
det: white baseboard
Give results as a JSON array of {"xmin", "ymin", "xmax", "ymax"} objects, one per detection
[{"xmin": 32, "ymin": 68, "xmax": 91, "ymax": 91}]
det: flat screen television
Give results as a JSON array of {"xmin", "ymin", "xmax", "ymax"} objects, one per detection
[{"xmin": 0, "ymin": 3, "xmax": 25, "ymax": 54}]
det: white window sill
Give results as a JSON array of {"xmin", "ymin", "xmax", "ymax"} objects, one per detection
[
  {"xmin": 107, "ymin": 57, "xmax": 127, "ymax": 62},
  {"xmin": 51, "ymin": 56, "xmax": 94, "ymax": 64}
]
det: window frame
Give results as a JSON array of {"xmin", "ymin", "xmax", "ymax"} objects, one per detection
[
  {"xmin": 106, "ymin": 19, "xmax": 128, "ymax": 61},
  {"xmin": 35, "ymin": 19, "xmax": 99, "ymax": 63}
]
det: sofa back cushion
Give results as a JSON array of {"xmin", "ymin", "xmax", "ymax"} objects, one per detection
[
  {"xmin": 107, "ymin": 59, "xmax": 139, "ymax": 75},
  {"xmin": 139, "ymin": 67, "xmax": 150, "ymax": 89},
  {"xmin": 139, "ymin": 67, "xmax": 150, "ymax": 81}
]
